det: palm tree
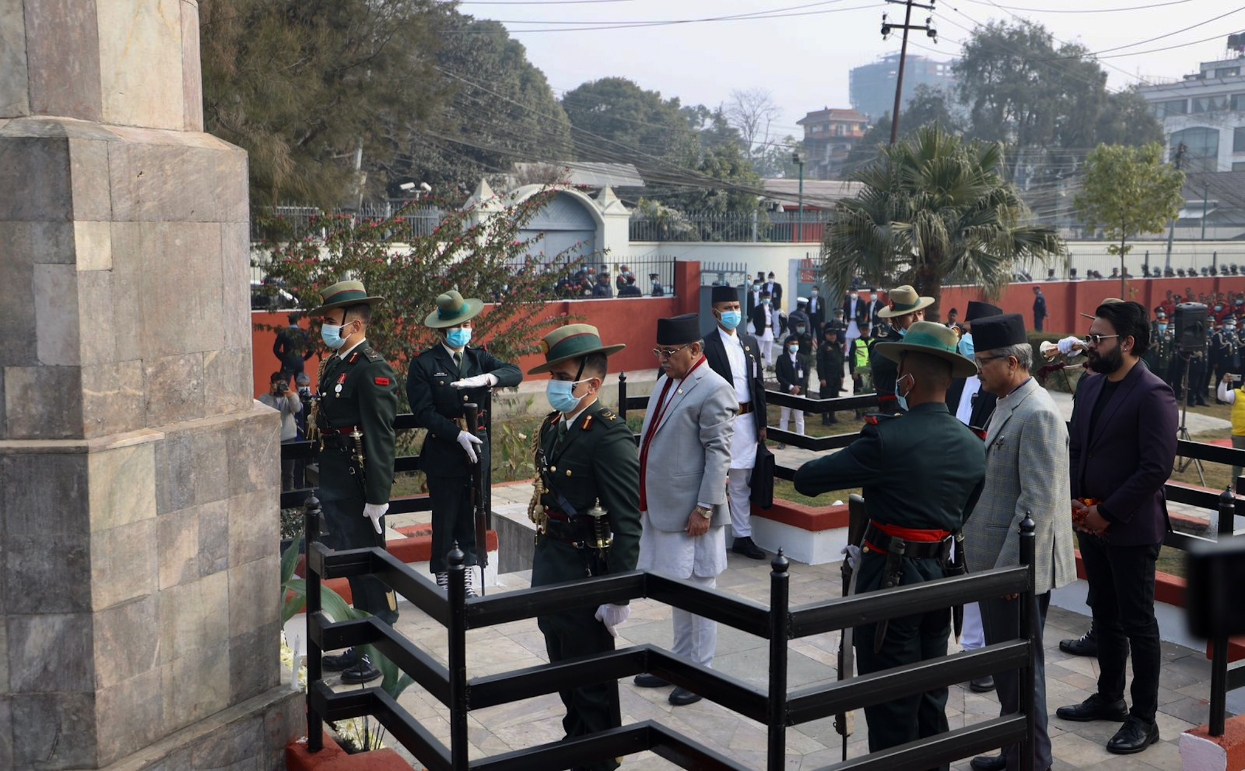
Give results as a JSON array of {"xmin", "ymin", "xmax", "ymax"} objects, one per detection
[{"xmin": 822, "ymin": 125, "xmax": 1064, "ymax": 320}]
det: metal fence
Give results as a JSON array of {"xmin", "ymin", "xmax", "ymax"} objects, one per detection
[
  {"xmin": 251, "ymin": 203, "xmax": 444, "ymax": 242},
  {"xmin": 629, "ymin": 210, "xmax": 831, "ymax": 243},
  {"xmin": 302, "ymin": 491, "xmax": 1038, "ymax": 771},
  {"xmin": 500, "ymin": 255, "xmax": 679, "ymax": 299}
]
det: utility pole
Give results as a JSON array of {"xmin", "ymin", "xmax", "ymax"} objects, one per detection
[
  {"xmin": 793, "ymin": 151, "xmax": 805, "ymax": 242},
  {"xmin": 1164, "ymin": 141, "xmax": 1187, "ymax": 271},
  {"xmin": 881, "ymin": 0, "xmax": 937, "ymax": 145}
]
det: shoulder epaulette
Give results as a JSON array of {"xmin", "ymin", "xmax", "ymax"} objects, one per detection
[
  {"xmin": 863, "ymin": 413, "xmax": 900, "ymax": 426},
  {"xmin": 598, "ymin": 408, "xmax": 617, "ymax": 422},
  {"xmin": 362, "ymin": 347, "xmax": 383, "ymax": 362}
]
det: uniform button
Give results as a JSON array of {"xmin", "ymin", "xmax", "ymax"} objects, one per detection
[
  {"xmin": 463, "ymin": 395, "xmax": 468, "ymax": 402},
  {"xmin": 550, "ymin": 466, "xmax": 557, "ymax": 472},
  {"xmin": 566, "ymin": 469, "xmax": 572, "ymax": 477}
]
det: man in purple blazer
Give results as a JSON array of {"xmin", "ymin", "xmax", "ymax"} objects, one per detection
[{"xmin": 1055, "ymin": 301, "xmax": 1177, "ymax": 756}]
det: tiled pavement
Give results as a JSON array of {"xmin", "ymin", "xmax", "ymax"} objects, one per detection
[{"xmin": 334, "ymin": 543, "xmax": 1224, "ymax": 771}]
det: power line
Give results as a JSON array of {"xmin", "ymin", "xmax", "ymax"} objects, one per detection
[
  {"xmin": 483, "ymin": 0, "xmax": 852, "ymax": 24},
  {"xmin": 960, "ymin": 0, "xmax": 1195, "ymax": 13},
  {"xmin": 502, "ymin": 1, "xmax": 884, "ymax": 32}
]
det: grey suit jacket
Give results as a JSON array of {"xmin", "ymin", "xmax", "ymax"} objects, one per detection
[
  {"xmin": 963, "ymin": 378, "xmax": 1076, "ymax": 595},
  {"xmin": 638, "ymin": 361, "xmax": 737, "ymax": 531}
]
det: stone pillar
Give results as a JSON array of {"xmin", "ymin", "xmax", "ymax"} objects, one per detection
[{"xmin": 0, "ymin": 2, "xmax": 299, "ymax": 769}]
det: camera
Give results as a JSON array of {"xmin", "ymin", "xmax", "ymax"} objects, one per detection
[{"xmin": 275, "ymin": 380, "xmax": 288, "ymax": 394}]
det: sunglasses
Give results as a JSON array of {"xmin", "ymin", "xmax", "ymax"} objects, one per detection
[{"xmin": 1083, "ymin": 334, "xmax": 1121, "ymax": 347}]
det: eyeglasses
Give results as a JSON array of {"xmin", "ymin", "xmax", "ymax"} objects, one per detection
[
  {"xmin": 652, "ymin": 343, "xmax": 692, "ymax": 359},
  {"xmin": 1083, "ymin": 334, "xmax": 1120, "ymax": 347},
  {"xmin": 974, "ymin": 355, "xmax": 1007, "ymax": 366}
]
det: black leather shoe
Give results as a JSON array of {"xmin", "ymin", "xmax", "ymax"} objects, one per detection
[
  {"xmin": 669, "ymin": 687, "xmax": 702, "ymax": 706},
  {"xmin": 969, "ymin": 676, "xmax": 995, "ymax": 693},
  {"xmin": 969, "ymin": 754, "xmax": 1006, "ymax": 771},
  {"xmin": 322, "ymin": 647, "xmax": 358, "ymax": 672},
  {"xmin": 633, "ymin": 673, "xmax": 669, "ymax": 688},
  {"xmin": 1059, "ymin": 628, "xmax": 1097, "ymax": 657},
  {"xmin": 1056, "ymin": 694, "xmax": 1129, "ymax": 723},
  {"xmin": 340, "ymin": 653, "xmax": 381, "ymax": 684},
  {"xmin": 1106, "ymin": 716, "xmax": 1159, "ymax": 754},
  {"xmin": 732, "ymin": 536, "xmax": 766, "ymax": 560}
]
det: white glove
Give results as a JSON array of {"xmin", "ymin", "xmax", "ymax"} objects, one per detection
[
  {"xmin": 363, "ymin": 503, "xmax": 388, "ymax": 535},
  {"xmin": 594, "ymin": 603, "xmax": 631, "ymax": 638},
  {"xmin": 1057, "ymin": 336, "xmax": 1084, "ymax": 358},
  {"xmin": 841, "ymin": 544, "xmax": 861, "ymax": 572},
  {"xmin": 456, "ymin": 430, "xmax": 484, "ymax": 463},
  {"xmin": 450, "ymin": 373, "xmax": 497, "ymax": 389}
]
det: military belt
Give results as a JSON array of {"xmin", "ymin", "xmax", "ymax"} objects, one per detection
[
  {"xmin": 320, "ymin": 425, "xmax": 363, "ymax": 436},
  {"xmin": 539, "ymin": 518, "xmax": 597, "ymax": 546},
  {"xmin": 863, "ymin": 522, "xmax": 951, "ymax": 560}
]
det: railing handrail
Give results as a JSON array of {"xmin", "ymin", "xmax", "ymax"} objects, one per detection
[{"xmin": 302, "ymin": 494, "xmax": 1038, "ymax": 770}]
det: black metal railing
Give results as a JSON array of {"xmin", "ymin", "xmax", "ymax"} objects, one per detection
[{"xmin": 302, "ymin": 494, "xmax": 1039, "ymax": 771}]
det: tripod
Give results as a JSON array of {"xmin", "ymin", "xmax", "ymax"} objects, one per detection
[{"xmin": 1176, "ymin": 351, "xmax": 1206, "ymax": 485}]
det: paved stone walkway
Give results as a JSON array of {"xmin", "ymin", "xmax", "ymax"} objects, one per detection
[{"xmin": 340, "ymin": 545, "xmax": 1224, "ymax": 771}]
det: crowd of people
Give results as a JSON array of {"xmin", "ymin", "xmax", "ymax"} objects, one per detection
[{"xmin": 274, "ymin": 274, "xmax": 1182, "ymax": 771}]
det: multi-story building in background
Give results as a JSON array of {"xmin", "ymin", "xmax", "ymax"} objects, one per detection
[
  {"xmin": 1137, "ymin": 37, "xmax": 1245, "ymax": 173},
  {"xmin": 796, "ymin": 108, "xmax": 870, "ymax": 179},
  {"xmin": 849, "ymin": 53, "xmax": 958, "ymax": 124}
]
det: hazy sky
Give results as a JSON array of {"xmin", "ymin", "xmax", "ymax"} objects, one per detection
[{"xmin": 459, "ymin": 0, "xmax": 1245, "ymax": 140}]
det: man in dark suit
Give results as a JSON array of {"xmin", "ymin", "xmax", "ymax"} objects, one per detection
[
  {"xmin": 775, "ymin": 333, "xmax": 809, "ymax": 447},
  {"xmin": 704, "ymin": 286, "xmax": 769, "ymax": 560},
  {"xmin": 408, "ymin": 291, "xmax": 523, "ymax": 596},
  {"xmin": 865, "ymin": 289, "xmax": 887, "ymax": 330},
  {"xmin": 842, "ymin": 289, "xmax": 870, "ymax": 344},
  {"xmin": 807, "ymin": 286, "xmax": 827, "ymax": 337},
  {"xmin": 1055, "ymin": 301, "xmax": 1177, "ymax": 757},
  {"xmin": 750, "ymin": 289, "xmax": 780, "ymax": 368},
  {"xmin": 946, "ymin": 302, "xmax": 1003, "ymax": 434},
  {"xmin": 764, "ymin": 271, "xmax": 783, "ymax": 310}
]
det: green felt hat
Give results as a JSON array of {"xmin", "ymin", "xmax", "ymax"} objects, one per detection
[
  {"xmin": 527, "ymin": 324, "xmax": 626, "ymax": 375},
  {"xmin": 307, "ymin": 279, "xmax": 385, "ymax": 317},
  {"xmin": 875, "ymin": 285, "xmax": 935, "ymax": 319},
  {"xmin": 874, "ymin": 321, "xmax": 978, "ymax": 378},
  {"xmin": 424, "ymin": 290, "xmax": 484, "ymax": 329}
]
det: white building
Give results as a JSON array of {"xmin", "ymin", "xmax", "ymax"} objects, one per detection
[{"xmin": 1138, "ymin": 42, "xmax": 1245, "ymax": 172}]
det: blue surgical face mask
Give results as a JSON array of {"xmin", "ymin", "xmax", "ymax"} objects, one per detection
[
  {"xmin": 796, "ymin": 325, "xmax": 807, "ymax": 334},
  {"xmin": 895, "ymin": 373, "xmax": 914, "ymax": 412},
  {"xmin": 958, "ymin": 332, "xmax": 975, "ymax": 358},
  {"xmin": 788, "ymin": 344, "xmax": 799, "ymax": 355},
  {"xmin": 811, "ymin": 290, "xmax": 819, "ymax": 297},
  {"xmin": 546, "ymin": 379, "xmax": 587, "ymax": 414},
  {"xmin": 321, "ymin": 323, "xmax": 347, "ymax": 350},
  {"xmin": 446, "ymin": 327, "xmax": 472, "ymax": 349},
  {"xmin": 718, "ymin": 310, "xmax": 741, "ymax": 330},
  {"xmin": 1158, "ymin": 324, "xmax": 1168, "ymax": 333}
]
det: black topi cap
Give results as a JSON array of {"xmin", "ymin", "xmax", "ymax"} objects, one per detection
[
  {"xmin": 965, "ymin": 301, "xmax": 1003, "ymax": 322},
  {"xmin": 657, "ymin": 314, "xmax": 702, "ymax": 346},
  {"xmin": 711, "ymin": 285, "xmax": 739, "ymax": 304},
  {"xmin": 971, "ymin": 313, "xmax": 1027, "ymax": 351}
]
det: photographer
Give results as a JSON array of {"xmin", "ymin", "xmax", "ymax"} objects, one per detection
[
  {"xmin": 1216, "ymin": 373, "xmax": 1245, "ymax": 484},
  {"xmin": 259, "ymin": 371, "xmax": 302, "ymax": 491}
]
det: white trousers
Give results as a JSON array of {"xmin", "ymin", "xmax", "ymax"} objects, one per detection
[
  {"xmin": 779, "ymin": 408, "xmax": 805, "ymax": 435},
  {"xmin": 961, "ymin": 601, "xmax": 985, "ymax": 651},
  {"xmin": 727, "ymin": 467, "xmax": 753, "ymax": 538},
  {"xmin": 758, "ymin": 336, "xmax": 774, "ymax": 366},
  {"xmin": 673, "ymin": 574, "xmax": 718, "ymax": 668}
]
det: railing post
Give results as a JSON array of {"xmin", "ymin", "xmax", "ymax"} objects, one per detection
[
  {"xmin": 768, "ymin": 550, "xmax": 790, "ymax": 771},
  {"xmin": 1210, "ymin": 489, "xmax": 1234, "ymax": 736},
  {"xmin": 617, "ymin": 371, "xmax": 628, "ymax": 422},
  {"xmin": 447, "ymin": 543, "xmax": 470, "ymax": 769},
  {"xmin": 1019, "ymin": 513, "xmax": 1036, "ymax": 771},
  {"xmin": 304, "ymin": 494, "xmax": 324, "ymax": 753}
]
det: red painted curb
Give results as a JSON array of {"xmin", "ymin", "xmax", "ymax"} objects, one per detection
[
  {"xmin": 751, "ymin": 500, "xmax": 850, "ymax": 532},
  {"xmin": 295, "ymin": 530, "xmax": 499, "ymax": 578},
  {"xmin": 286, "ymin": 734, "xmax": 412, "ymax": 771},
  {"xmin": 1185, "ymin": 716, "xmax": 1245, "ymax": 770}
]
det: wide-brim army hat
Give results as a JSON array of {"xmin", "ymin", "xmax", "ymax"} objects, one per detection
[
  {"xmin": 874, "ymin": 321, "xmax": 978, "ymax": 378},
  {"xmin": 424, "ymin": 290, "xmax": 484, "ymax": 329},
  {"xmin": 307, "ymin": 279, "xmax": 385, "ymax": 317},
  {"xmin": 875, "ymin": 285, "xmax": 936, "ymax": 319},
  {"xmin": 527, "ymin": 324, "xmax": 626, "ymax": 375}
]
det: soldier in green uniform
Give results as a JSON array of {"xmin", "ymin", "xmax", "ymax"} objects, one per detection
[
  {"xmin": 526, "ymin": 325, "xmax": 642, "ymax": 770},
  {"xmin": 407, "ymin": 291, "xmax": 523, "ymax": 596},
  {"xmin": 306, "ymin": 280, "xmax": 400, "ymax": 685},
  {"xmin": 870, "ymin": 285, "xmax": 934, "ymax": 412},
  {"xmin": 794, "ymin": 322, "xmax": 986, "ymax": 763}
]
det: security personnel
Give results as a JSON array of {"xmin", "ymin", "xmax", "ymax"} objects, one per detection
[
  {"xmin": 794, "ymin": 322, "xmax": 985, "ymax": 762},
  {"xmin": 408, "ymin": 291, "xmax": 522, "ymax": 595},
  {"xmin": 526, "ymin": 325, "xmax": 641, "ymax": 769},
  {"xmin": 307, "ymin": 280, "xmax": 399, "ymax": 685},
  {"xmin": 870, "ymin": 285, "xmax": 934, "ymax": 412}
]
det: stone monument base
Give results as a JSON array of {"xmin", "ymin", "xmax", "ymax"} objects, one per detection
[{"xmin": 100, "ymin": 687, "xmax": 302, "ymax": 771}]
